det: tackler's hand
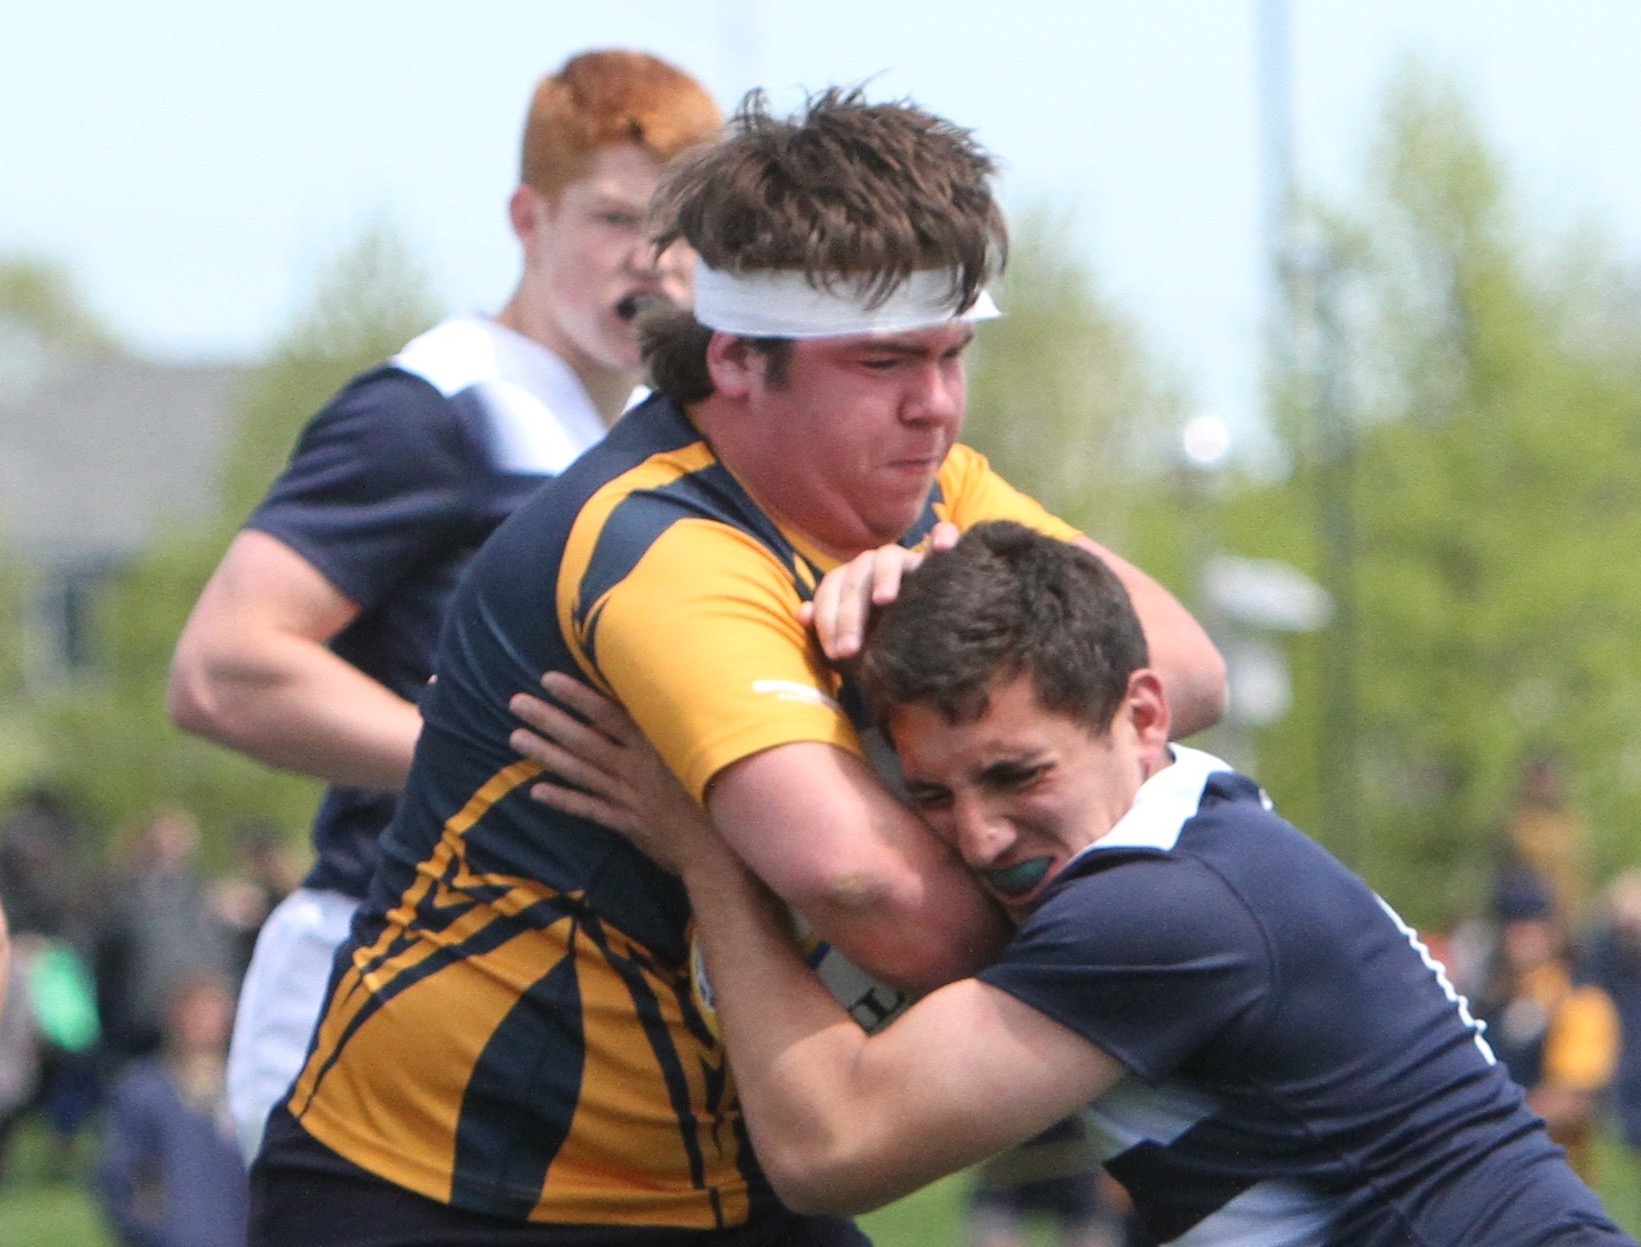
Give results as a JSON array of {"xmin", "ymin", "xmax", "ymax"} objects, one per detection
[
  {"xmin": 509, "ymin": 673, "xmax": 714, "ymax": 874},
  {"xmin": 799, "ymin": 521, "xmax": 960, "ymax": 662}
]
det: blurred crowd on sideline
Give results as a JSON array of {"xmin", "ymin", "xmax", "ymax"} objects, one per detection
[
  {"xmin": 0, "ymin": 787, "xmax": 300, "ymax": 1247},
  {"xmin": 2, "ymin": 758, "xmax": 1641, "ymax": 1247}
]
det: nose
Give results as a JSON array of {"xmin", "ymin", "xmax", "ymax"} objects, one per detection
[
  {"xmin": 949, "ymin": 791, "xmax": 1012, "ymax": 868},
  {"xmin": 641, "ymin": 239, "xmax": 696, "ymax": 302},
  {"xmin": 903, "ymin": 358, "xmax": 964, "ymax": 429},
  {"xmin": 626, "ymin": 235, "xmax": 661, "ymax": 277}
]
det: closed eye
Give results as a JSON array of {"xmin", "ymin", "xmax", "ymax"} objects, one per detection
[
  {"xmin": 981, "ymin": 761, "xmax": 1050, "ymax": 792},
  {"xmin": 905, "ymin": 783, "xmax": 953, "ymax": 812}
]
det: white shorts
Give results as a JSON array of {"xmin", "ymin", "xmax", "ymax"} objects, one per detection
[{"xmin": 225, "ymin": 886, "xmax": 360, "ymax": 1161}]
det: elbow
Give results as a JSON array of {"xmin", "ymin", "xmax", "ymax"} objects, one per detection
[
  {"xmin": 798, "ymin": 872, "xmax": 1002, "ymax": 998},
  {"xmin": 166, "ymin": 645, "xmax": 231, "ymax": 742},
  {"xmin": 872, "ymin": 930, "xmax": 991, "ymax": 997}
]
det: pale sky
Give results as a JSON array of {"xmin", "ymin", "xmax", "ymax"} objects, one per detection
[{"xmin": 6, "ymin": 1, "xmax": 1641, "ymax": 451}]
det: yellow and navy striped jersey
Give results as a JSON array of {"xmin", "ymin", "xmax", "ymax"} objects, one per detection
[{"xmin": 285, "ymin": 394, "xmax": 1080, "ymax": 1228}]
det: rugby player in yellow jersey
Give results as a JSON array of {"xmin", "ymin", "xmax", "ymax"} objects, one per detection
[{"xmin": 249, "ymin": 88, "xmax": 1226, "ymax": 1246}]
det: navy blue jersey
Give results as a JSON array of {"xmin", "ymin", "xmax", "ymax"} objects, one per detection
[
  {"xmin": 246, "ymin": 315, "xmax": 609, "ymax": 896},
  {"xmin": 979, "ymin": 747, "xmax": 1631, "ymax": 1247}
]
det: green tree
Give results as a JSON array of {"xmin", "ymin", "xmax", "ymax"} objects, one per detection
[
  {"xmin": 33, "ymin": 223, "xmax": 441, "ymax": 861},
  {"xmin": 1219, "ymin": 65, "xmax": 1641, "ymax": 923}
]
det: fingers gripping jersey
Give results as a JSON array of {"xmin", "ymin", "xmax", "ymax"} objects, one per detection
[{"xmin": 285, "ymin": 395, "xmax": 1078, "ymax": 1228}]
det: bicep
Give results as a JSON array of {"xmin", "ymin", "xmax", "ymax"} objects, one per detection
[{"xmin": 180, "ymin": 530, "xmax": 359, "ymax": 654}]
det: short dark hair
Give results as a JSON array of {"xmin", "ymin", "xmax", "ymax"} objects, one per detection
[
  {"xmin": 643, "ymin": 87, "xmax": 1007, "ymax": 403},
  {"xmin": 639, "ymin": 304, "xmax": 792, "ymax": 404},
  {"xmin": 857, "ymin": 522, "xmax": 1149, "ymax": 733}
]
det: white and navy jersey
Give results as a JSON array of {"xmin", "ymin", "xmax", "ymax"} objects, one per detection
[
  {"xmin": 978, "ymin": 747, "xmax": 1632, "ymax": 1247},
  {"xmin": 246, "ymin": 315, "xmax": 609, "ymax": 897}
]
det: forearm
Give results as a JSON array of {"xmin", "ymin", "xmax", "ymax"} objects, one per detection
[
  {"xmin": 169, "ymin": 639, "xmax": 421, "ymax": 790},
  {"xmin": 710, "ymin": 745, "xmax": 1010, "ymax": 996},
  {"xmin": 170, "ymin": 529, "xmax": 422, "ymax": 790},
  {"xmin": 680, "ymin": 848, "xmax": 888, "ymax": 1207},
  {"xmin": 689, "ymin": 852, "xmax": 1109, "ymax": 1215},
  {"xmin": 1075, "ymin": 536, "xmax": 1226, "ymax": 737}
]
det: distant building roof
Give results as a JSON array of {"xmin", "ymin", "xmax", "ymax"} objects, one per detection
[{"xmin": 0, "ymin": 353, "xmax": 246, "ymax": 569}]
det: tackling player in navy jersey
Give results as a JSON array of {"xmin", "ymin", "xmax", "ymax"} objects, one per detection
[
  {"xmin": 166, "ymin": 50, "xmax": 721, "ymax": 1159},
  {"xmin": 537, "ymin": 521, "xmax": 1635, "ymax": 1247}
]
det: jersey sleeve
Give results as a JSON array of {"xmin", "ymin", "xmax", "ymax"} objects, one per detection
[
  {"xmin": 936, "ymin": 443, "xmax": 1083, "ymax": 540},
  {"xmin": 246, "ymin": 369, "xmax": 481, "ymax": 611},
  {"xmin": 566, "ymin": 515, "xmax": 861, "ymax": 802},
  {"xmin": 978, "ymin": 856, "xmax": 1272, "ymax": 1082}
]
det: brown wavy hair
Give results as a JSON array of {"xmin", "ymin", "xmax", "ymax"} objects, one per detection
[{"xmin": 643, "ymin": 88, "xmax": 1007, "ymax": 402}]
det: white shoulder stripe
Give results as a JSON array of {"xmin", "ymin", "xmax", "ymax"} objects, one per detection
[
  {"xmin": 752, "ymin": 679, "xmax": 841, "ymax": 713},
  {"xmin": 391, "ymin": 315, "xmax": 610, "ymax": 474},
  {"xmin": 1082, "ymin": 744, "xmax": 1232, "ymax": 857}
]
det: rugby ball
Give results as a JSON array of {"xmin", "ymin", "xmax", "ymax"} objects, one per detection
[{"xmin": 690, "ymin": 910, "xmax": 909, "ymax": 1036}]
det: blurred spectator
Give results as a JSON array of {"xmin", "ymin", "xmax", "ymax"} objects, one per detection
[
  {"xmin": 0, "ymin": 928, "xmax": 42, "ymax": 1180},
  {"xmin": 97, "ymin": 973, "xmax": 248, "ymax": 1247},
  {"xmin": 0, "ymin": 891, "xmax": 9, "ymax": 1022},
  {"xmin": 1475, "ymin": 867, "xmax": 1619, "ymax": 1182},
  {"xmin": 967, "ymin": 1115, "xmax": 1128, "ymax": 1247},
  {"xmin": 94, "ymin": 806, "xmax": 235, "ymax": 1062},
  {"xmin": 0, "ymin": 785, "xmax": 91, "ymax": 944},
  {"xmin": 205, "ymin": 821, "xmax": 302, "ymax": 987},
  {"xmin": 1507, "ymin": 757, "xmax": 1593, "ymax": 929},
  {"xmin": 0, "ymin": 930, "xmax": 101, "ymax": 1180},
  {"xmin": 1578, "ymin": 870, "xmax": 1641, "ymax": 1160}
]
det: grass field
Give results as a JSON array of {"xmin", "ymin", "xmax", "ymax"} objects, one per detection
[
  {"xmin": 0, "ymin": 1112, "xmax": 970, "ymax": 1247},
  {"xmin": 1, "ymin": 1125, "xmax": 1638, "ymax": 1246}
]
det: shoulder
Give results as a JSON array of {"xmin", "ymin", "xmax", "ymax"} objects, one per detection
[
  {"xmin": 298, "ymin": 362, "xmax": 468, "ymax": 463},
  {"xmin": 1030, "ymin": 852, "xmax": 1266, "ymax": 966},
  {"xmin": 935, "ymin": 444, "xmax": 1080, "ymax": 540},
  {"xmin": 266, "ymin": 342, "xmax": 506, "ymax": 505},
  {"xmin": 393, "ymin": 315, "xmax": 607, "ymax": 473},
  {"xmin": 1007, "ymin": 754, "xmax": 1278, "ymax": 972}
]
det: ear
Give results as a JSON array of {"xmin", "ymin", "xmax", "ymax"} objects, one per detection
[
  {"xmin": 1122, "ymin": 669, "xmax": 1172, "ymax": 764},
  {"xmin": 509, "ymin": 184, "xmax": 551, "ymax": 250},
  {"xmin": 705, "ymin": 333, "xmax": 758, "ymax": 400}
]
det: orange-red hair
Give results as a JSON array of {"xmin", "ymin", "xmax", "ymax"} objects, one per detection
[{"xmin": 521, "ymin": 50, "xmax": 722, "ymax": 199}]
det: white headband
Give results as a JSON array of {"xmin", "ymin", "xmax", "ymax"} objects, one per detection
[{"xmin": 692, "ymin": 261, "xmax": 1001, "ymax": 339}]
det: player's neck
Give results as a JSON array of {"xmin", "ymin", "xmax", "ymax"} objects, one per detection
[{"xmin": 494, "ymin": 296, "xmax": 637, "ymax": 428}]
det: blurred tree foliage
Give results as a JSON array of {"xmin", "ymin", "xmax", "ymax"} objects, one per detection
[
  {"xmin": 1196, "ymin": 65, "xmax": 1641, "ymax": 925},
  {"xmin": 965, "ymin": 205, "xmax": 1189, "ymax": 552},
  {"xmin": 0, "ymin": 256, "xmax": 119, "ymax": 360},
  {"xmin": 0, "ymin": 258, "xmax": 122, "ymax": 794},
  {"xmin": 30, "ymin": 223, "xmax": 441, "ymax": 862}
]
